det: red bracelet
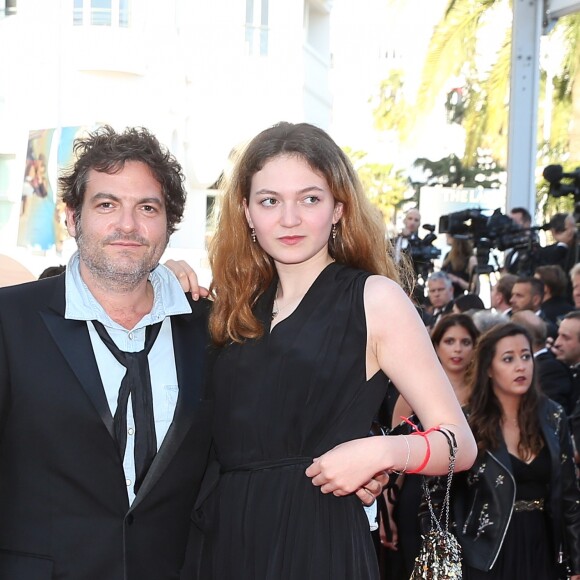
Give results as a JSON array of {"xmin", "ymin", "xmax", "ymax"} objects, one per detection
[
  {"xmin": 406, "ymin": 433, "xmax": 431, "ymax": 474},
  {"xmin": 400, "ymin": 416, "xmax": 439, "ymax": 475}
]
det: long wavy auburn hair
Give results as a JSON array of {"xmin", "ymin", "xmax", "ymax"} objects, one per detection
[
  {"xmin": 467, "ymin": 323, "xmax": 543, "ymax": 461},
  {"xmin": 208, "ymin": 121, "xmax": 412, "ymax": 346}
]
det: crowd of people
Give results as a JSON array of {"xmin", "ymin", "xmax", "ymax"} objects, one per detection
[
  {"xmin": 378, "ymin": 206, "xmax": 580, "ymax": 579},
  {"xmin": 0, "ymin": 121, "xmax": 579, "ymax": 580}
]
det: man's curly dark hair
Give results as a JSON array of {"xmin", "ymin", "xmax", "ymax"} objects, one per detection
[{"xmin": 59, "ymin": 125, "xmax": 186, "ymax": 235}]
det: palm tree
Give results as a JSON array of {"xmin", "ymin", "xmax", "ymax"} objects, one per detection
[{"xmin": 376, "ymin": 0, "xmax": 580, "ymax": 218}]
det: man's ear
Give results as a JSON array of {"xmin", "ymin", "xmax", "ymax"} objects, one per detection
[{"xmin": 65, "ymin": 206, "xmax": 77, "ymax": 238}]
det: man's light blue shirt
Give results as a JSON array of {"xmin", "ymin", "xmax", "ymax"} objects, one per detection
[{"xmin": 65, "ymin": 251, "xmax": 191, "ymax": 504}]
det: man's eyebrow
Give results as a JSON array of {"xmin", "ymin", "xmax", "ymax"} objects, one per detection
[{"xmin": 89, "ymin": 192, "xmax": 164, "ymax": 205}]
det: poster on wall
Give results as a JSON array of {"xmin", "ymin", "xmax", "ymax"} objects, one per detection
[
  {"xmin": 17, "ymin": 129, "xmax": 57, "ymax": 250},
  {"xmin": 17, "ymin": 126, "xmax": 87, "ymax": 252}
]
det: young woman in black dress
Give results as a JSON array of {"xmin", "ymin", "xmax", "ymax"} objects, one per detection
[{"xmin": 174, "ymin": 122, "xmax": 477, "ymax": 579}]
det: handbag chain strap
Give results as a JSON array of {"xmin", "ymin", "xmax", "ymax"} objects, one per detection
[{"xmin": 422, "ymin": 427, "xmax": 458, "ymax": 534}]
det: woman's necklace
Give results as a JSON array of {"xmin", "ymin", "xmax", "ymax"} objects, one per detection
[
  {"xmin": 503, "ymin": 415, "xmax": 519, "ymax": 427},
  {"xmin": 271, "ymin": 285, "xmax": 281, "ymax": 320}
]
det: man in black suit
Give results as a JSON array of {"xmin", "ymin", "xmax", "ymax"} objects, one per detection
[
  {"xmin": 503, "ymin": 207, "xmax": 533, "ymax": 275},
  {"xmin": 534, "ymin": 264, "xmax": 574, "ymax": 326},
  {"xmin": 510, "ymin": 276, "xmax": 558, "ymax": 338},
  {"xmin": 571, "ymin": 263, "xmax": 580, "ymax": 309},
  {"xmin": 553, "ymin": 311, "xmax": 580, "ymax": 464},
  {"xmin": 538, "ymin": 212, "xmax": 577, "ymax": 274},
  {"xmin": 0, "ymin": 126, "xmax": 213, "ymax": 579},
  {"xmin": 490, "ymin": 273, "xmax": 517, "ymax": 317},
  {"xmin": 426, "ymin": 271, "xmax": 454, "ymax": 329},
  {"xmin": 512, "ymin": 310, "xmax": 574, "ymax": 413}
]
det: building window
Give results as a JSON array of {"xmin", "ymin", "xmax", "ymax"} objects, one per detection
[
  {"xmin": 245, "ymin": 0, "xmax": 269, "ymax": 56},
  {"xmin": 73, "ymin": 0, "xmax": 130, "ymax": 27},
  {"xmin": 0, "ymin": 0, "xmax": 17, "ymax": 18}
]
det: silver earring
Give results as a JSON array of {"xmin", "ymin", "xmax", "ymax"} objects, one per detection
[
  {"xmin": 251, "ymin": 228, "xmax": 256, "ymax": 243},
  {"xmin": 332, "ymin": 223, "xmax": 337, "ymax": 240}
]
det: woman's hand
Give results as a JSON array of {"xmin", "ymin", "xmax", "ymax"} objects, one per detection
[
  {"xmin": 355, "ymin": 471, "xmax": 389, "ymax": 505},
  {"xmin": 305, "ymin": 437, "xmax": 390, "ymax": 496},
  {"xmin": 164, "ymin": 259, "xmax": 209, "ymax": 299}
]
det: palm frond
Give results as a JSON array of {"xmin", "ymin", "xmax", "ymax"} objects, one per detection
[{"xmin": 416, "ymin": 0, "xmax": 493, "ymax": 116}]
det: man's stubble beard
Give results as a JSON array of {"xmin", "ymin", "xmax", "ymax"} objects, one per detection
[{"xmin": 75, "ymin": 221, "xmax": 169, "ymax": 292}]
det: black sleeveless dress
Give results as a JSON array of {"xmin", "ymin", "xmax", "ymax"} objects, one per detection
[{"xmin": 204, "ymin": 262, "xmax": 389, "ymax": 579}]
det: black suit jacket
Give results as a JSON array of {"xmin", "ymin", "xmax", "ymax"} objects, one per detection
[
  {"xmin": 538, "ymin": 309, "xmax": 559, "ymax": 339},
  {"xmin": 535, "ymin": 349, "xmax": 575, "ymax": 414},
  {"xmin": 0, "ymin": 274, "xmax": 214, "ymax": 580},
  {"xmin": 538, "ymin": 242, "xmax": 570, "ymax": 270},
  {"xmin": 541, "ymin": 296, "xmax": 574, "ymax": 326}
]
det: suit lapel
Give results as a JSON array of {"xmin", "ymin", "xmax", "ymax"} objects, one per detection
[
  {"xmin": 130, "ymin": 300, "xmax": 210, "ymax": 510},
  {"xmin": 41, "ymin": 276, "xmax": 115, "ymax": 439}
]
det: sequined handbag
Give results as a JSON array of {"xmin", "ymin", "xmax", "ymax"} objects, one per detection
[{"xmin": 410, "ymin": 428, "xmax": 462, "ymax": 580}]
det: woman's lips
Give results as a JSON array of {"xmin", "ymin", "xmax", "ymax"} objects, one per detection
[{"xmin": 279, "ymin": 236, "xmax": 304, "ymax": 245}]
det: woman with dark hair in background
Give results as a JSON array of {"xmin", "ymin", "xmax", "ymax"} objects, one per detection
[
  {"xmin": 441, "ymin": 234, "xmax": 479, "ymax": 298},
  {"xmin": 428, "ymin": 323, "xmax": 580, "ymax": 579},
  {"xmin": 431, "ymin": 314, "xmax": 480, "ymax": 405},
  {"xmin": 452, "ymin": 293, "xmax": 485, "ymax": 315}
]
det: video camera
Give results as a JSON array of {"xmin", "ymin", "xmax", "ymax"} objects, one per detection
[
  {"xmin": 438, "ymin": 207, "xmax": 540, "ymax": 275},
  {"xmin": 438, "ymin": 208, "xmax": 530, "ymax": 252},
  {"xmin": 543, "ymin": 165, "xmax": 580, "ymax": 199},
  {"xmin": 408, "ymin": 224, "xmax": 442, "ymax": 263}
]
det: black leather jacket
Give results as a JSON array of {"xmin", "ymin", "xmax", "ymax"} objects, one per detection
[{"xmin": 425, "ymin": 398, "xmax": 580, "ymax": 573}]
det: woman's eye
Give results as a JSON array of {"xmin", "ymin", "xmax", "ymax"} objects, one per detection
[
  {"xmin": 260, "ymin": 198, "xmax": 278, "ymax": 207},
  {"xmin": 303, "ymin": 195, "xmax": 320, "ymax": 204},
  {"xmin": 462, "ymin": 340, "xmax": 472, "ymax": 347},
  {"xmin": 522, "ymin": 353, "xmax": 531, "ymax": 361},
  {"xmin": 503, "ymin": 356, "xmax": 513, "ymax": 363}
]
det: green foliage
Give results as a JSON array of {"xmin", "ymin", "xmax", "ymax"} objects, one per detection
[
  {"xmin": 412, "ymin": 151, "xmax": 504, "ymax": 189},
  {"xmin": 343, "ymin": 147, "xmax": 412, "ymax": 223},
  {"xmin": 371, "ymin": 70, "xmax": 413, "ymax": 142}
]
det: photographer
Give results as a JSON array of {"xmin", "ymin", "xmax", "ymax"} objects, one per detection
[
  {"xmin": 538, "ymin": 212, "xmax": 577, "ymax": 273},
  {"xmin": 503, "ymin": 207, "xmax": 534, "ymax": 274},
  {"xmin": 395, "ymin": 208, "xmax": 440, "ymax": 305},
  {"xmin": 541, "ymin": 165, "xmax": 580, "ymax": 280},
  {"xmin": 394, "ymin": 208, "xmax": 422, "ymax": 264}
]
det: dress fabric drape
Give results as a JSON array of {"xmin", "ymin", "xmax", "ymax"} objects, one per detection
[{"xmin": 204, "ymin": 263, "xmax": 389, "ymax": 579}]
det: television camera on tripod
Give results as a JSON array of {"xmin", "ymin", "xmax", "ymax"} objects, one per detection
[
  {"xmin": 438, "ymin": 207, "xmax": 548, "ymax": 281},
  {"xmin": 543, "ymin": 164, "xmax": 580, "ymax": 270}
]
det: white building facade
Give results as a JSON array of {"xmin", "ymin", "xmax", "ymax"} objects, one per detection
[{"xmin": 0, "ymin": 0, "xmax": 333, "ymax": 281}]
